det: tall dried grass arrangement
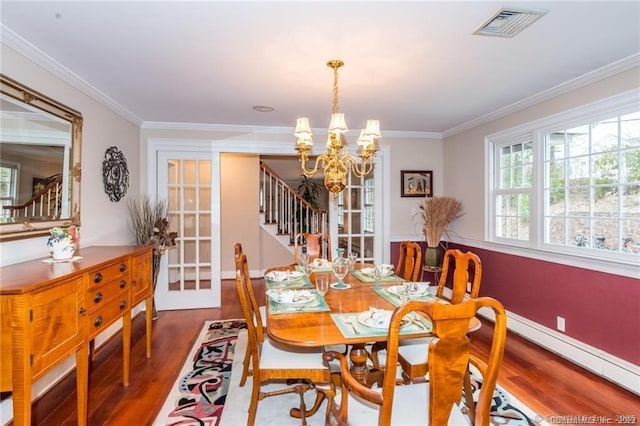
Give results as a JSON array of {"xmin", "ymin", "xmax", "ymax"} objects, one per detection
[
  {"xmin": 417, "ymin": 196, "xmax": 463, "ymax": 247},
  {"xmin": 127, "ymin": 195, "xmax": 168, "ymax": 246}
]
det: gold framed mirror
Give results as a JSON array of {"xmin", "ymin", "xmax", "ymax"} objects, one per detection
[{"xmin": 0, "ymin": 74, "xmax": 82, "ymax": 241}]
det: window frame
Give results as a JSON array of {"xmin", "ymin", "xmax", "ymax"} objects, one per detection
[
  {"xmin": 0, "ymin": 161, "xmax": 20, "ymax": 218},
  {"xmin": 487, "ymin": 89, "xmax": 640, "ymax": 268}
]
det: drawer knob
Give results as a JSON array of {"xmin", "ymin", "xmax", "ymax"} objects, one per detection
[
  {"xmin": 119, "ymin": 300, "xmax": 127, "ymax": 310},
  {"xmin": 119, "ymin": 280, "xmax": 127, "ymax": 289},
  {"xmin": 94, "ymin": 292, "xmax": 103, "ymax": 303},
  {"xmin": 79, "ymin": 307, "xmax": 87, "ymax": 316},
  {"xmin": 94, "ymin": 316, "xmax": 103, "ymax": 327},
  {"xmin": 94, "ymin": 272, "xmax": 103, "ymax": 283},
  {"xmin": 120, "ymin": 263, "xmax": 127, "ymax": 272}
]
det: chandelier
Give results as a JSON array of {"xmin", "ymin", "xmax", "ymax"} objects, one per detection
[{"xmin": 294, "ymin": 59, "xmax": 381, "ymax": 193}]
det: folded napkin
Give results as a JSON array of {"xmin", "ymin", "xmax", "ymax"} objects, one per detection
[
  {"xmin": 312, "ymin": 258, "xmax": 331, "ymax": 268},
  {"xmin": 387, "ymin": 282, "xmax": 431, "ymax": 298},
  {"xmin": 367, "ymin": 307, "xmax": 393, "ymax": 327},
  {"xmin": 360, "ymin": 264, "xmax": 395, "ymax": 277},
  {"xmin": 264, "ymin": 270, "xmax": 304, "ymax": 282},
  {"xmin": 266, "ymin": 289, "xmax": 315, "ymax": 304}
]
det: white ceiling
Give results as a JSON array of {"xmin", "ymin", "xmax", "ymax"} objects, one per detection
[{"xmin": 1, "ymin": 1, "xmax": 639, "ymax": 136}]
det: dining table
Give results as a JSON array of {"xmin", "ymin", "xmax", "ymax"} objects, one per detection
[{"xmin": 264, "ymin": 262, "xmax": 476, "ymax": 388}]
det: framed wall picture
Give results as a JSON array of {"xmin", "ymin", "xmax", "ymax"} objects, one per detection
[{"xmin": 401, "ymin": 170, "xmax": 433, "ymax": 197}]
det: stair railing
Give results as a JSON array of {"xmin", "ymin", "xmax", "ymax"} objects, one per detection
[
  {"xmin": 259, "ymin": 161, "xmax": 327, "ymax": 245},
  {"xmin": 2, "ymin": 175, "xmax": 63, "ymax": 219}
]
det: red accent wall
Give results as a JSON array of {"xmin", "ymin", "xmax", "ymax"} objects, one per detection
[{"xmin": 389, "ymin": 241, "xmax": 640, "ymax": 365}]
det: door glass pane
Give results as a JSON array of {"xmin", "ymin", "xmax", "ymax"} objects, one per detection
[
  {"xmin": 184, "ymin": 188, "xmax": 197, "ymax": 210},
  {"xmin": 199, "ymin": 214, "xmax": 212, "ymax": 236},
  {"xmin": 199, "ymin": 160, "xmax": 211, "ymax": 184},
  {"xmin": 199, "ymin": 188, "xmax": 211, "ymax": 210},
  {"xmin": 184, "ymin": 240, "xmax": 197, "ymax": 263},
  {"xmin": 167, "ymin": 160, "xmax": 179, "ymax": 184},
  {"xmin": 183, "ymin": 213, "xmax": 196, "ymax": 237},
  {"xmin": 184, "ymin": 160, "xmax": 197, "ymax": 185}
]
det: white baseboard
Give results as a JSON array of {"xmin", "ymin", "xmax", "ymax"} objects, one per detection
[{"xmin": 478, "ymin": 306, "xmax": 640, "ymax": 395}]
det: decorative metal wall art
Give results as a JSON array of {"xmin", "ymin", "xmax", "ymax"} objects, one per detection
[{"xmin": 102, "ymin": 146, "xmax": 129, "ymax": 202}]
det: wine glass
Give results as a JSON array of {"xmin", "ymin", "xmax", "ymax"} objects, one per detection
[
  {"xmin": 348, "ymin": 252, "xmax": 357, "ymax": 272},
  {"xmin": 298, "ymin": 252, "xmax": 309, "ymax": 274},
  {"xmin": 332, "ymin": 259, "xmax": 350, "ymax": 289},
  {"xmin": 316, "ymin": 275, "xmax": 329, "ymax": 296}
]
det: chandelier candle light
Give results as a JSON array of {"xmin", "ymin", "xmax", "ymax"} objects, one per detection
[{"xmin": 294, "ymin": 59, "xmax": 381, "ymax": 193}]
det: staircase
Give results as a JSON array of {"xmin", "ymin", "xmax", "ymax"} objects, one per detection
[{"xmin": 259, "ymin": 161, "xmax": 328, "ymax": 252}]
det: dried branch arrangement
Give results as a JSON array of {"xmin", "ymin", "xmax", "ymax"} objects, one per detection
[
  {"xmin": 127, "ymin": 195, "xmax": 177, "ymax": 254},
  {"xmin": 417, "ymin": 196, "xmax": 463, "ymax": 247}
]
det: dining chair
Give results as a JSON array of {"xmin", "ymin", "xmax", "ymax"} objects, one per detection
[
  {"xmin": 371, "ymin": 249, "xmax": 482, "ymax": 370},
  {"xmin": 294, "ymin": 232, "xmax": 332, "ymax": 264},
  {"xmin": 235, "ymin": 252, "xmax": 335, "ymax": 426},
  {"xmin": 234, "ymin": 243, "xmax": 268, "ymax": 387},
  {"xmin": 395, "ymin": 241, "xmax": 422, "ymax": 281},
  {"xmin": 323, "ymin": 297, "xmax": 506, "ymax": 426}
]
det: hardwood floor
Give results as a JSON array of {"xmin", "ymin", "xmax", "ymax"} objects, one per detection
[{"xmin": 22, "ymin": 279, "xmax": 639, "ymax": 425}]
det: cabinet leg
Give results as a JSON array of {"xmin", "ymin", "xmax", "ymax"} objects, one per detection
[
  {"xmin": 146, "ymin": 295, "xmax": 153, "ymax": 358},
  {"xmin": 76, "ymin": 346, "xmax": 89, "ymax": 426},
  {"xmin": 123, "ymin": 314, "xmax": 131, "ymax": 386}
]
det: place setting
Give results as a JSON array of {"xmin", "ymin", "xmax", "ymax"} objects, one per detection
[
  {"xmin": 351, "ymin": 264, "xmax": 406, "ymax": 283},
  {"xmin": 265, "ymin": 288, "xmax": 330, "ymax": 314},
  {"xmin": 374, "ymin": 282, "xmax": 450, "ymax": 307},
  {"xmin": 330, "ymin": 306, "xmax": 432, "ymax": 338},
  {"xmin": 263, "ymin": 269, "xmax": 312, "ymax": 289}
]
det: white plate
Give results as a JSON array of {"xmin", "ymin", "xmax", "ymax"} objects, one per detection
[
  {"xmin": 266, "ymin": 289, "xmax": 315, "ymax": 306},
  {"xmin": 387, "ymin": 283, "xmax": 431, "ymax": 298},
  {"xmin": 360, "ymin": 265, "xmax": 394, "ymax": 276},
  {"xmin": 265, "ymin": 270, "xmax": 304, "ymax": 282},
  {"xmin": 356, "ymin": 311, "xmax": 409, "ymax": 329}
]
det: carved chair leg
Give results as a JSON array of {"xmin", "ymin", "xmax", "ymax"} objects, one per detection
[
  {"xmin": 240, "ymin": 347, "xmax": 252, "ymax": 387},
  {"xmin": 463, "ymin": 366, "xmax": 476, "ymax": 424}
]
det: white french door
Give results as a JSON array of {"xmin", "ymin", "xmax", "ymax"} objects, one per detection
[
  {"xmin": 329, "ymin": 153, "xmax": 388, "ymax": 264},
  {"xmin": 154, "ymin": 151, "xmax": 220, "ymax": 310}
]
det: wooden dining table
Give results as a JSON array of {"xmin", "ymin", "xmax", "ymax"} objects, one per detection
[{"xmin": 265, "ymin": 263, "xmax": 461, "ymax": 387}]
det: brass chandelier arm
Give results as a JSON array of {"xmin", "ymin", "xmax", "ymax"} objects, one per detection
[{"xmin": 297, "ymin": 147, "xmax": 324, "ymax": 177}]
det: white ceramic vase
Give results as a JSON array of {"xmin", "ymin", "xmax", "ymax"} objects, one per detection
[{"xmin": 48, "ymin": 239, "xmax": 76, "ymax": 260}]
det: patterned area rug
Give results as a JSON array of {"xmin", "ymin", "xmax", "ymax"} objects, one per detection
[
  {"xmin": 154, "ymin": 319, "xmax": 247, "ymax": 426},
  {"xmin": 156, "ymin": 321, "xmax": 545, "ymax": 426}
]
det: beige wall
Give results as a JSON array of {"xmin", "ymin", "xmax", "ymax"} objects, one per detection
[
  {"xmin": 442, "ymin": 67, "xmax": 640, "ymax": 242},
  {"xmin": 220, "ymin": 153, "xmax": 262, "ymax": 272},
  {"xmin": 388, "ymin": 135, "xmax": 443, "ymax": 238},
  {"xmin": 1, "ymin": 44, "xmax": 141, "ymax": 266}
]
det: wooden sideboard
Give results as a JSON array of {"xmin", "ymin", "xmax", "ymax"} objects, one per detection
[{"xmin": 0, "ymin": 245, "xmax": 154, "ymax": 426}]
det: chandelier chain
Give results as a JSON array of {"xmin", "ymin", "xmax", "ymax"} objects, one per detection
[{"xmin": 332, "ymin": 64, "xmax": 339, "ymax": 114}]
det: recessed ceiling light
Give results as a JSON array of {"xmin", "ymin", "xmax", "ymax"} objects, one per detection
[{"xmin": 252, "ymin": 105, "xmax": 274, "ymax": 112}]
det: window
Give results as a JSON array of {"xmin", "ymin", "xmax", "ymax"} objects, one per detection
[
  {"xmin": 489, "ymin": 90, "xmax": 640, "ymax": 261},
  {"xmin": 0, "ymin": 163, "xmax": 18, "ymax": 220},
  {"xmin": 494, "ymin": 136, "xmax": 533, "ymax": 242}
]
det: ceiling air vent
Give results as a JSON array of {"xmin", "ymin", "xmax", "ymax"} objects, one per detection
[{"xmin": 473, "ymin": 7, "xmax": 547, "ymax": 38}]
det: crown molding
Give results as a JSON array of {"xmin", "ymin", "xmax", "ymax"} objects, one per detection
[
  {"xmin": 1, "ymin": 24, "xmax": 143, "ymax": 127},
  {"xmin": 442, "ymin": 53, "xmax": 640, "ymax": 138},
  {"xmin": 142, "ymin": 121, "xmax": 442, "ymax": 139}
]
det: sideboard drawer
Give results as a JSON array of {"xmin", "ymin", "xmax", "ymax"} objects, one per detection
[
  {"xmin": 86, "ymin": 276, "xmax": 128, "ymax": 308},
  {"xmin": 86, "ymin": 295, "xmax": 131, "ymax": 340},
  {"xmin": 87, "ymin": 260, "xmax": 129, "ymax": 287}
]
